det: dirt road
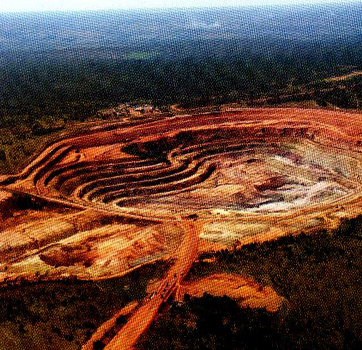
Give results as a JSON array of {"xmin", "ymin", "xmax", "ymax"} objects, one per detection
[{"xmin": 103, "ymin": 220, "xmax": 202, "ymax": 350}]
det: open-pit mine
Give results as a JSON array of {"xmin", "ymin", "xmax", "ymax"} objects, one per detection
[{"xmin": 1, "ymin": 107, "xmax": 362, "ymax": 348}]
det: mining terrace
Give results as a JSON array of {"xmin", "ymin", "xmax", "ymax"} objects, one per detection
[{"xmin": 1, "ymin": 107, "xmax": 362, "ymax": 348}]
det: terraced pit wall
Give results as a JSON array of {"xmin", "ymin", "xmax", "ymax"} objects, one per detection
[{"xmin": 2, "ymin": 108, "xmax": 362, "ymax": 283}]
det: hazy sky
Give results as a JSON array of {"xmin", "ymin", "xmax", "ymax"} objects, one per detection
[{"xmin": 0, "ymin": 0, "xmax": 359, "ymax": 13}]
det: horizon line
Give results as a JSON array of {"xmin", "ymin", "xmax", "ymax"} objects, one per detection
[{"xmin": 0, "ymin": 1, "xmax": 354, "ymax": 15}]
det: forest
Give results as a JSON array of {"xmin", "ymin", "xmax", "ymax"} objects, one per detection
[
  {"xmin": 0, "ymin": 261, "xmax": 170, "ymax": 350},
  {"xmin": 137, "ymin": 216, "xmax": 362, "ymax": 349}
]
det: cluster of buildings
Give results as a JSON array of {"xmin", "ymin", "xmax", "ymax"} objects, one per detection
[{"xmin": 98, "ymin": 103, "xmax": 161, "ymax": 119}]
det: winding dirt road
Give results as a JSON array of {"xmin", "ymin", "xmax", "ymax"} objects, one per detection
[{"xmin": 103, "ymin": 220, "xmax": 202, "ymax": 350}]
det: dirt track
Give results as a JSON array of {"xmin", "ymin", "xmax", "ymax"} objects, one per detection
[{"xmin": 103, "ymin": 221, "xmax": 201, "ymax": 350}]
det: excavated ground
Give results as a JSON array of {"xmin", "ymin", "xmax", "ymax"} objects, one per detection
[
  {"xmin": 1, "ymin": 108, "xmax": 362, "ymax": 282},
  {"xmin": 179, "ymin": 273, "xmax": 284, "ymax": 312}
]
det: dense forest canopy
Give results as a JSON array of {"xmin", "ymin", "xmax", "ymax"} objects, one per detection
[{"xmin": 1, "ymin": 3, "xmax": 362, "ymax": 120}]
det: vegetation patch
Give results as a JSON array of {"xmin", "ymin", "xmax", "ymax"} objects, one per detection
[
  {"xmin": 123, "ymin": 52, "xmax": 159, "ymax": 60},
  {"xmin": 137, "ymin": 217, "xmax": 362, "ymax": 349},
  {"xmin": 0, "ymin": 261, "xmax": 169, "ymax": 350}
]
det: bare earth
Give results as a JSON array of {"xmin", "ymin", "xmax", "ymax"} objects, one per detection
[
  {"xmin": 180, "ymin": 273, "xmax": 284, "ymax": 312},
  {"xmin": 1, "ymin": 108, "xmax": 362, "ymax": 348}
]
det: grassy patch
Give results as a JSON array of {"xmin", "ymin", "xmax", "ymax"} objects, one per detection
[
  {"xmin": 123, "ymin": 52, "xmax": 158, "ymax": 60},
  {"xmin": 0, "ymin": 130, "xmax": 58, "ymax": 174}
]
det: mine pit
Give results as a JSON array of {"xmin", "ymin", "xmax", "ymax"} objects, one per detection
[{"xmin": 2, "ymin": 108, "xmax": 362, "ymax": 281}]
